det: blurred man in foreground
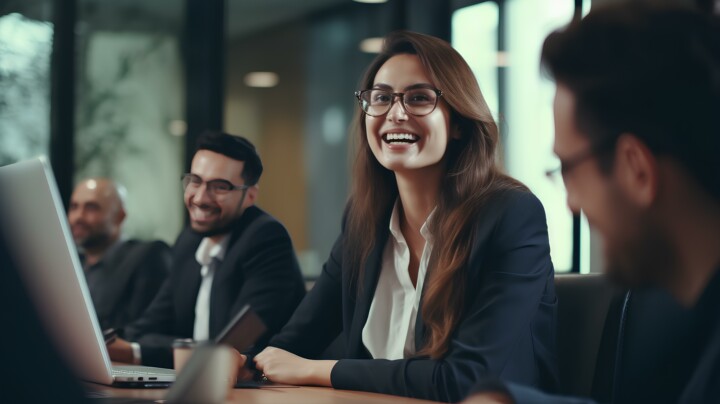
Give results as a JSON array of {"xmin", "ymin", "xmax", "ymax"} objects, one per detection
[{"xmin": 466, "ymin": 3, "xmax": 720, "ymax": 403}]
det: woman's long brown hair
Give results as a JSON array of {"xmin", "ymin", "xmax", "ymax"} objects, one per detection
[{"xmin": 345, "ymin": 31, "xmax": 525, "ymax": 359}]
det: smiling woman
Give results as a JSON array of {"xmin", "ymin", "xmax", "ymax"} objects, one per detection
[
  {"xmin": 251, "ymin": 31, "xmax": 560, "ymax": 403},
  {"xmin": 362, "ymin": 54, "xmax": 453, "ymax": 175}
]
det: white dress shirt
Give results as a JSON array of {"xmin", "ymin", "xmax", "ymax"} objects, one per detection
[
  {"xmin": 192, "ymin": 235, "xmax": 229, "ymax": 341},
  {"xmin": 362, "ymin": 201, "xmax": 435, "ymax": 360}
]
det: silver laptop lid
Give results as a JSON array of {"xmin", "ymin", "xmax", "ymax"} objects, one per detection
[{"xmin": 0, "ymin": 157, "xmax": 114, "ymax": 385}]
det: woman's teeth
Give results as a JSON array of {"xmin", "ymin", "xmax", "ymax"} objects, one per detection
[{"xmin": 383, "ymin": 133, "xmax": 419, "ymax": 144}]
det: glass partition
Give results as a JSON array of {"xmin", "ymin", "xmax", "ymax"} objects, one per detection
[
  {"xmin": 453, "ymin": 0, "xmax": 591, "ymax": 272},
  {"xmin": 73, "ymin": 0, "xmax": 186, "ymax": 243},
  {"xmin": 0, "ymin": 4, "xmax": 54, "ymax": 165}
]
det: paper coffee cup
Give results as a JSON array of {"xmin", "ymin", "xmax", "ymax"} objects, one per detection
[{"xmin": 172, "ymin": 338, "xmax": 197, "ymax": 373}]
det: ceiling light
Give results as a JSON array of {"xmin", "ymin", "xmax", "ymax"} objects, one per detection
[
  {"xmin": 353, "ymin": 0, "xmax": 388, "ymax": 3},
  {"xmin": 244, "ymin": 72, "xmax": 279, "ymax": 88},
  {"xmin": 168, "ymin": 120, "xmax": 187, "ymax": 136},
  {"xmin": 359, "ymin": 37, "xmax": 384, "ymax": 53}
]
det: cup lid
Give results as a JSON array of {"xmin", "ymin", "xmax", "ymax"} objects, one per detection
[{"xmin": 172, "ymin": 338, "xmax": 196, "ymax": 348}]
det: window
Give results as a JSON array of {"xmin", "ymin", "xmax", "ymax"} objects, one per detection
[
  {"xmin": 0, "ymin": 9, "xmax": 53, "ymax": 165},
  {"xmin": 453, "ymin": 0, "xmax": 592, "ymax": 272},
  {"xmin": 74, "ymin": 0, "xmax": 186, "ymax": 243}
]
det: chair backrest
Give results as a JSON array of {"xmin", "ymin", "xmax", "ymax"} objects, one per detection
[
  {"xmin": 555, "ymin": 274, "xmax": 626, "ymax": 400},
  {"xmin": 556, "ymin": 274, "xmax": 710, "ymax": 403}
]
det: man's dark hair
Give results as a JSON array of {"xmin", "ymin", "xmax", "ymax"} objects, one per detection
[
  {"xmin": 195, "ymin": 130, "xmax": 263, "ymax": 186},
  {"xmin": 541, "ymin": 3, "xmax": 720, "ymax": 201}
]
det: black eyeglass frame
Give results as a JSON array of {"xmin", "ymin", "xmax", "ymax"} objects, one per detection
[
  {"xmin": 181, "ymin": 173, "xmax": 250, "ymax": 196},
  {"xmin": 545, "ymin": 135, "xmax": 619, "ymax": 180},
  {"xmin": 354, "ymin": 87, "xmax": 443, "ymax": 117}
]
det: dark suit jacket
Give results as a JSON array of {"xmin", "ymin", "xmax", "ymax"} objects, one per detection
[
  {"xmin": 477, "ymin": 268, "xmax": 720, "ymax": 404},
  {"xmin": 269, "ymin": 189, "xmax": 559, "ymax": 402},
  {"xmin": 125, "ymin": 206, "xmax": 306, "ymax": 368},
  {"xmin": 86, "ymin": 239, "xmax": 170, "ymax": 331}
]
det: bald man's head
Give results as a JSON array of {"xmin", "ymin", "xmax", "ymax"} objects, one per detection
[{"xmin": 68, "ymin": 178, "xmax": 127, "ymax": 253}]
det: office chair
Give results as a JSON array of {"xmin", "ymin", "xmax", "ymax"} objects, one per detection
[{"xmin": 554, "ymin": 274, "xmax": 626, "ymax": 401}]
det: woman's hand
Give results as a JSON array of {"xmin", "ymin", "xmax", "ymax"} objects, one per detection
[
  {"xmin": 233, "ymin": 352, "xmax": 255, "ymax": 382},
  {"xmin": 254, "ymin": 347, "xmax": 337, "ymax": 386},
  {"xmin": 462, "ymin": 392, "xmax": 514, "ymax": 404}
]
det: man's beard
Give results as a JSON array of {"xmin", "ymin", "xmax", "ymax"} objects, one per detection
[
  {"xmin": 604, "ymin": 218, "xmax": 676, "ymax": 290},
  {"xmin": 191, "ymin": 223, "xmax": 234, "ymax": 238},
  {"xmin": 190, "ymin": 214, "xmax": 244, "ymax": 238},
  {"xmin": 189, "ymin": 190, "xmax": 248, "ymax": 238},
  {"xmin": 77, "ymin": 232, "xmax": 113, "ymax": 251}
]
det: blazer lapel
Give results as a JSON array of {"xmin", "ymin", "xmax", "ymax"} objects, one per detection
[
  {"xmin": 208, "ymin": 256, "xmax": 233, "ymax": 336},
  {"xmin": 414, "ymin": 282, "xmax": 428, "ymax": 352},
  {"xmin": 347, "ymin": 229, "xmax": 388, "ymax": 359},
  {"xmin": 175, "ymin": 257, "xmax": 202, "ymax": 334},
  {"xmin": 206, "ymin": 209, "xmax": 260, "ymax": 336}
]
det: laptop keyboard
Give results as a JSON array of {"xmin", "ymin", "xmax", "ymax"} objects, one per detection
[{"xmin": 112, "ymin": 367, "xmax": 174, "ymax": 376}]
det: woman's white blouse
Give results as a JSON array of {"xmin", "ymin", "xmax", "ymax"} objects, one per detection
[{"xmin": 362, "ymin": 201, "xmax": 435, "ymax": 360}]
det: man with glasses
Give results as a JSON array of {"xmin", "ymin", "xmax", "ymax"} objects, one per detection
[
  {"xmin": 464, "ymin": 3, "xmax": 720, "ymax": 403},
  {"xmin": 108, "ymin": 131, "xmax": 306, "ymax": 369}
]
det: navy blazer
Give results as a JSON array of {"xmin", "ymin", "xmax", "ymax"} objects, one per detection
[
  {"xmin": 125, "ymin": 206, "xmax": 306, "ymax": 368},
  {"xmin": 269, "ymin": 189, "xmax": 559, "ymax": 402}
]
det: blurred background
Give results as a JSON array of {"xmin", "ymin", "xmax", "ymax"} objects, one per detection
[{"xmin": 6, "ymin": 0, "xmax": 691, "ymax": 278}]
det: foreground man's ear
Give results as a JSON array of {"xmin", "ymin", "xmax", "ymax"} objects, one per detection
[{"xmin": 614, "ymin": 133, "xmax": 658, "ymax": 208}]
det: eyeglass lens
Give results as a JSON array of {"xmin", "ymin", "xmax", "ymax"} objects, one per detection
[
  {"xmin": 359, "ymin": 88, "xmax": 439, "ymax": 116},
  {"xmin": 182, "ymin": 174, "xmax": 236, "ymax": 195}
]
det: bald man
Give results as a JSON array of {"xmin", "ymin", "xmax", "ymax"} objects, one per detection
[{"xmin": 68, "ymin": 178, "xmax": 170, "ymax": 331}]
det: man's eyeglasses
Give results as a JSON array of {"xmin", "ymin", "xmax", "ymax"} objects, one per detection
[
  {"xmin": 355, "ymin": 86, "xmax": 443, "ymax": 117},
  {"xmin": 181, "ymin": 174, "xmax": 249, "ymax": 197},
  {"xmin": 545, "ymin": 148, "xmax": 597, "ymax": 180},
  {"xmin": 545, "ymin": 137, "xmax": 618, "ymax": 181}
]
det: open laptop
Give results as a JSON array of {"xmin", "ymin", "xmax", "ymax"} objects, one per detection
[{"xmin": 0, "ymin": 157, "xmax": 175, "ymax": 387}]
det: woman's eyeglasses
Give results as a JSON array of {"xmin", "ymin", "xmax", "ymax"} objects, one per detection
[{"xmin": 355, "ymin": 86, "xmax": 443, "ymax": 117}]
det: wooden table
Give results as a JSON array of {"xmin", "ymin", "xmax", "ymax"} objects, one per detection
[{"xmin": 86, "ymin": 383, "xmax": 442, "ymax": 403}]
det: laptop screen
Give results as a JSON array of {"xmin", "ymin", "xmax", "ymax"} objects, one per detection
[
  {"xmin": 0, "ymin": 157, "xmax": 115, "ymax": 385},
  {"xmin": 0, "ymin": 206, "xmax": 89, "ymax": 402}
]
